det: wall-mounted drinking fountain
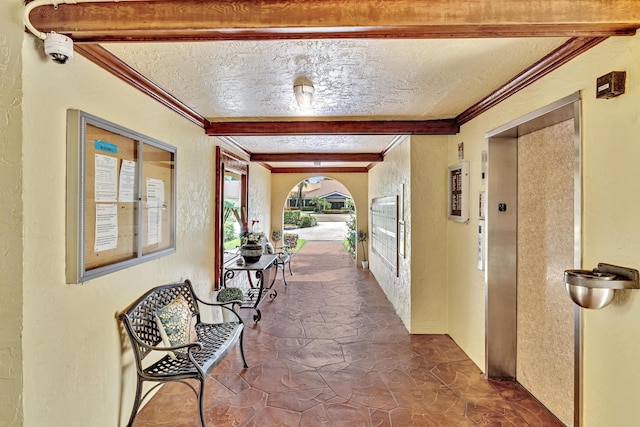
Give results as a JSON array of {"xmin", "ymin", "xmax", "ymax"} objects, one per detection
[{"xmin": 564, "ymin": 263, "xmax": 639, "ymax": 309}]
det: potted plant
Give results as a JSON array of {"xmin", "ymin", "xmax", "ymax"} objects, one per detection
[
  {"xmin": 357, "ymin": 230, "xmax": 368, "ymax": 269},
  {"xmin": 216, "ymin": 287, "xmax": 244, "ymax": 322},
  {"xmin": 240, "ymin": 220, "xmax": 265, "ymax": 263}
]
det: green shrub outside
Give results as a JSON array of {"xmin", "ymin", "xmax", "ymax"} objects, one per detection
[
  {"xmin": 224, "ymin": 221, "xmax": 235, "ymax": 241},
  {"xmin": 298, "ymin": 216, "xmax": 317, "ymax": 228},
  {"xmin": 224, "ymin": 237, "xmax": 240, "ymax": 250},
  {"xmin": 345, "ymin": 214, "xmax": 356, "ymax": 259},
  {"xmin": 342, "ymin": 238, "xmax": 351, "ymax": 254},
  {"xmin": 284, "ymin": 210, "xmax": 301, "ymax": 224},
  {"xmin": 310, "ymin": 197, "xmax": 331, "ymax": 213}
]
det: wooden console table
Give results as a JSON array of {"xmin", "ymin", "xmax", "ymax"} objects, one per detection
[{"xmin": 223, "ymin": 254, "xmax": 278, "ymax": 322}]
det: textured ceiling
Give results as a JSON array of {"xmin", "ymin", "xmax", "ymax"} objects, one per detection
[
  {"xmin": 103, "ymin": 37, "xmax": 568, "ymax": 167},
  {"xmin": 226, "ymin": 135, "xmax": 397, "ymax": 154},
  {"xmin": 106, "ymin": 38, "xmax": 567, "ymax": 120}
]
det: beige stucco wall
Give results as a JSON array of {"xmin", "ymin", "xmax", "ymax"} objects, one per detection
[
  {"xmin": 368, "ymin": 138, "xmax": 412, "ymax": 327},
  {"xmin": 18, "ymin": 29, "xmax": 270, "ymax": 427},
  {"xmin": 410, "ymin": 136, "xmax": 448, "ymax": 334},
  {"xmin": 579, "ymin": 34, "xmax": 640, "ymax": 427},
  {"xmin": 368, "ymin": 136, "xmax": 448, "ymax": 333},
  {"xmin": 450, "ymin": 33, "xmax": 640, "ymax": 425},
  {"xmin": 0, "ymin": 3, "xmax": 24, "ymax": 425},
  {"xmin": 22, "ymin": 48, "xmax": 206, "ymax": 426},
  {"xmin": 270, "ymin": 172, "xmax": 368, "ymax": 263},
  {"xmin": 446, "ymin": 133, "xmax": 486, "ymax": 368}
]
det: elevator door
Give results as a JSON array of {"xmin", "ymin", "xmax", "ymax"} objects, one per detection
[{"xmin": 517, "ymin": 119, "xmax": 575, "ymax": 426}]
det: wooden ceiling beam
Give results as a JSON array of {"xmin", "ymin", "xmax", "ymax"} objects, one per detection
[
  {"xmin": 271, "ymin": 167, "xmax": 370, "ymax": 174},
  {"xmin": 456, "ymin": 36, "xmax": 607, "ymax": 125},
  {"xmin": 251, "ymin": 153, "xmax": 382, "ymax": 162},
  {"xmin": 206, "ymin": 120, "xmax": 459, "ymax": 136},
  {"xmin": 27, "ymin": 0, "xmax": 640, "ymax": 42}
]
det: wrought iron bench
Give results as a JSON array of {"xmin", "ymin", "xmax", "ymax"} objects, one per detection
[{"xmin": 118, "ymin": 279, "xmax": 247, "ymax": 427}]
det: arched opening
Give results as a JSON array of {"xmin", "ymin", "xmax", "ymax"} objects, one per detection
[
  {"xmin": 270, "ymin": 173, "xmax": 369, "ymax": 266},
  {"xmin": 279, "ymin": 176, "xmax": 353, "ymax": 252}
]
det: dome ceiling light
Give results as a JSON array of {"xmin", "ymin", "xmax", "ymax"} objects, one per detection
[{"xmin": 293, "ymin": 81, "xmax": 314, "ymax": 109}]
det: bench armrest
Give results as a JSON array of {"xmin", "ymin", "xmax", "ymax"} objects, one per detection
[
  {"xmin": 193, "ymin": 295, "xmax": 242, "ymax": 307},
  {"xmin": 211, "ymin": 298, "xmax": 244, "ymax": 306},
  {"xmin": 193, "ymin": 294, "xmax": 244, "ymax": 323}
]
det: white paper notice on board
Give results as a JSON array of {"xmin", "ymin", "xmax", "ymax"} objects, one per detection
[
  {"xmin": 146, "ymin": 178, "xmax": 165, "ymax": 208},
  {"xmin": 118, "ymin": 160, "xmax": 137, "ymax": 202},
  {"xmin": 147, "ymin": 207, "xmax": 162, "ymax": 245},
  {"xmin": 95, "ymin": 154, "xmax": 118, "ymax": 202},
  {"xmin": 95, "ymin": 204, "xmax": 118, "ymax": 252}
]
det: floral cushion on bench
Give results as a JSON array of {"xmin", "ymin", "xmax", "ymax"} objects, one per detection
[{"xmin": 154, "ymin": 294, "xmax": 197, "ymax": 360}]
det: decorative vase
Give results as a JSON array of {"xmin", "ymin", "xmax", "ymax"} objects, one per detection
[
  {"xmin": 362, "ymin": 260, "xmax": 369, "ymax": 269},
  {"xmin": 240, "ymin": 243, "xmax": 263, "ymax": 263}
]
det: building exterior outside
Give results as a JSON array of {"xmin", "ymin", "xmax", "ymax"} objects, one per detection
[{"xmin": 286, "ymin": 178, "xmax": 352, "ymax": 210}]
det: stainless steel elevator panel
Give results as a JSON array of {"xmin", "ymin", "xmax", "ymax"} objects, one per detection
[
  {"xmin": 486, "ymin": 136, "xmax": 518, "ymax": 379},
  {"xmin": 484, "ymin": 92, "xmax": 583, "ymax": 426}
]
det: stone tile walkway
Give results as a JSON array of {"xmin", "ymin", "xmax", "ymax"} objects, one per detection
[{"xmin": 133, "ymin": 242, "xmax": 563, "ymax": 427}]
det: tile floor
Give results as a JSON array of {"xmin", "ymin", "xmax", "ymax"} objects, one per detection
[{"xmin": 132, "ymin": 241, "xmax": 564, "ymax": 427}]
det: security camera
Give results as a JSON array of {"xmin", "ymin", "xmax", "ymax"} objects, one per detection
[{"xmin": 44, "ymin": 32, "xmax": 74, "ymax": 64}]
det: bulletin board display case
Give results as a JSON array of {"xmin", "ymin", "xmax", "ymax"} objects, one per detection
[{"xmin": 66, "ymin": 110, "xmax": 176, "ymax": 283}]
